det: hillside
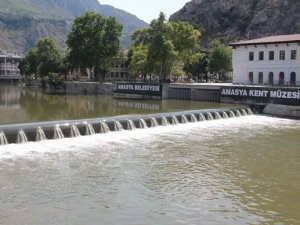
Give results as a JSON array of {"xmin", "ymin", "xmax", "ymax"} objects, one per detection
[
  {"xmin": 170, "ymin": 0, "xmax": 300, "ymax": 47},
  {"xmin": 0, "ymin": 0, "xmax": 148, "ymax": 53}
]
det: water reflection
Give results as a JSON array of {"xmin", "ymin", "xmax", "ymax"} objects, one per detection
[{"xmin": 0, "ymin": 84, "xmax": 238, "ymax": 124}]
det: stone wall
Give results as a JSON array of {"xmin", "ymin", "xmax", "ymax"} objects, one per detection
[{"xmin": 65, "ymin": 81, "xmax": 113, "ymax": 95}]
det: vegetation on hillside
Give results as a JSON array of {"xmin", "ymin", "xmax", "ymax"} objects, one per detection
[{"xmin": 0, "ymin": 0, "xmax": 147, "ymax": 53}]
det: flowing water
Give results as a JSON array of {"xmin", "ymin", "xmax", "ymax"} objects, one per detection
[{"xmin": 0, "ymin": 85, "xmax": 299, "ymax": 225}]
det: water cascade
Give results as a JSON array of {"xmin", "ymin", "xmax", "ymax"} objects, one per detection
[
  {"xmin": 35, "ymin": 127, "xmax": 47, "ymax": 141},
  {"xmin": 100, "ymin": 121, "xmax": 110, "ymax": 133},
  {"xmin": 181, "ymin": 115, "xmax": 189, "ymax": 123},
  {"xmin": 17, "ymin": 129, "xmax": 28, "ymax": 144},
  {"xmin": 214, "ymin": 112, "xmax": 222, "ymax": 119},
  {"xmin": 53, "ymin": 126, "xmax": 64, "ymax": 139},
  {"xmin": 0, "ymin": 107, "xmax": 254, "ymax": 145},
  {"xmin": 114, "ymin": 121, "xmax": 124, "ymax": 131},
  {"xmin": 150, "ymin": 118, "xmax": 159, "ymax": 127},
  {"xmin": 0, "ymin": 131, "xmax": 8, "ymax": 145},
  {"xmin": 70, "ymin": 125, "xmax": 81, "ymax": 137},
  {"xmin": 171, "ymin": 116, "xmax": 180, "ymax": 125},
  {"xmin": 127, "ymin": 120, "xmax": 136, "ymax": 130},
  {"xmin": 247, "ymin": 108, "xmax": 253, "ymax": 115},
  {"xmin": 229, "ymin": 110, "xmax": 236, "ymax": 118},
  {"xmin": 162, "ymin": 117, "xmax": 170, "ymax": 126},
  {"xmin": 235, "ymin": 109, "xmax": 242, "ymax": 117},
  {"xmin": 198, "ymin": 113, "xmax": 206, "ymax": 121},
  {"xmin": 222, "ymin": 111, "xmax": 229, "ymax": 119},
  {"xmin": 138, "ymin": 119, "xmax": 148, "ymax": 128},
  {"xmin": 190, "ymin": 114, "xmax": 198, "ymax": 123},
  {"xmin": 207, "ymin": 112, "xmax": 214, "ymax": 120},
  {"xmin": 85, "ymin": 123, "xmax": 95, "ymax": 135},
  {"xmin": 241, "ymin": 109, "xmax": 247, "ymax": 116}
]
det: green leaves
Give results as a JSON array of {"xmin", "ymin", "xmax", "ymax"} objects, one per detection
[
  {"xmin": 130, "ymin": 12, "xmax": 201, "ymax": 81},
  {"xmin": 66, "ymin": 11, "xmax": 123, "ymax": 79},
  {"xmin": 20, "ymin": 38, "xmax": 62, "ymax": 79},
  {"xmin": 208, "ymin": 39, "xmax": 232, "ymax": 79},
  {"xmin": 36, "ymin": 38, "xmax": 61, "ymax": 78}
]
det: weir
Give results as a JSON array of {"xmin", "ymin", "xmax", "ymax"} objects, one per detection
[{"xmin": 0, "ymin": 108, "xmax": 254, "ymax": 145}]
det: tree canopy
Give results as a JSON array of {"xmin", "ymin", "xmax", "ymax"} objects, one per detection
[
  {"xmin": 130, "ymin": 12, "xmax": 201, "ymax": 81},
  {"xmin": 207, "ymin": 39, "xmax": 232, "ymax": 80},
  {"xmin": 66, "ymin": 11, "xmax": 123, "ymax": 80},
  {"xmin": 19, "ymin": 38, "xmax": 61, "ymax": 79}
]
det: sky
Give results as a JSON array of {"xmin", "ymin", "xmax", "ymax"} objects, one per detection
[{"xmin": 99, "ymin": 0, "xmax": 190, "ymax": 23}]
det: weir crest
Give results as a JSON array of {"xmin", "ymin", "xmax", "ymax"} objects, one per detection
[{"xmin": 0, "ymin": 108, "xmax": 254, "ymax": 145}]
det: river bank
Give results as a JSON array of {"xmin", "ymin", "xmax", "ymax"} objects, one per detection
[{"xmin": 24, "ymin": 80, "xmax": 300, "ymax": 118}]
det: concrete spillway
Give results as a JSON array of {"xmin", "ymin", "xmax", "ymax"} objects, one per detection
[{"xmin": 0, "ymin": 108, "xmax": 254, "ymax": 145}]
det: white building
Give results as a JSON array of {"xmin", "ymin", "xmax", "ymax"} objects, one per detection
[
  {"xmin": 0, "ymin": 50, "xmax": 22, "ymax": 81},
  {"xmin": 230, "ymin": 34, "xmax": 300, "ymax": 86}
]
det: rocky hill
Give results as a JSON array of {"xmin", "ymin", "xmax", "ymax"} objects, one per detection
[
  {"xmin": 170, "ymin": 0, "xmax": 300, "ymax": 47},
  {"xmin": 0, "ymin": 0, "xmax": 148, "ymax": 53}
]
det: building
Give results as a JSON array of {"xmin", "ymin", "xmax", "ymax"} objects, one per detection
[
  {"xmin": 0, "ymin": 50, "xmax": 22, "ymax": 81},
  {"xmin": 230, "ymin": 34, "xmax": 300, "ymax": 86}
]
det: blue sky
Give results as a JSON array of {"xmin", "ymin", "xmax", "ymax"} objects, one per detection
[{"xmin": 99, "ymin": 0, "xmax": 190, "ymax": 23}]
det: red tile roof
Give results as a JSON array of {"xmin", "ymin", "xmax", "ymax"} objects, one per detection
[{"xmin": 230, "ymin": 34, "xmax": 300, "ymax": 46}]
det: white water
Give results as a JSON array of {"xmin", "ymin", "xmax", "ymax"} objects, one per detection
[
  {"xmin": 16, "ymin": 129, "xmax": 28, "ymax": 143},
  {"xmin": 35, "ymin": 127, "xmax": 47, "ymax": 141},
  {"xmin": 85, "ymin": 123, "xmax": 95, "ymax": 135},
  {"xmin": 53, "ymin": 126, "xmax": 64, "ymax": 139},
  {"xmin": 138, "ymin": 118, "xmax": 148, "ymax": 128},
  {"xmin": 150, "ymin": 117, "xmax": 159, "ymax": 127},
  {"xmin": 0, "ymin": 115, "xmax": 296, "ymax": 158},
  {"xmin": 127, "ymin": 120, "xmax": 136, "ymax": 130},
  {"xmin": 0, "ymin": 115, "xmax": 299, "ymax": 225},
  {"xmin": 70, "ymin": 125, "xmax": 81, "ymax": 137}
]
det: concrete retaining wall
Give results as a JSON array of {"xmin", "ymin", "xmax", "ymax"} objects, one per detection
[
  {"xmin": 65, "ymin": 81, "xmax": 113, "ymax": 95},
  {"xmin": 167, "ymin": 84, "xmax": 221, "ymax": 102},
  {"xmin": 263, "ymin": 104, "xmax": 300, "ymax": 118}
]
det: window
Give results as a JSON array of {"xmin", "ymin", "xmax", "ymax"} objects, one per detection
[
  {"xmin": 269, "ymin": 51, "xmax": 274, "ymax": 60},
  {"xmin": 290, "ymin": 72, "xmax": 296, "ymax": 86},
  {"xmin": 291, "ymin": 50, "xmax": 297, "ymax": 60},
  {"xmin": 249, "ymin": 72, "xmax": 253, "ymax": 84},
  {"xmin": 268, "ymin": 72, "xmax": 274, "ymax": 85},
  {"xmin": 249, "ymin": 52, "xmax": 254, "ymax": 61},
  {"xmin": 259, "ymin": 51, "xmax": 264, "ymax": 60},
  {"xmin": 258, "ymin": 72, "xmax": 264, "ymax": 84},
  {"xmin": 279, "ymin": 72, "xmax": 285, "ymax": 85},
  {"xmin": 279, "ymin": 50, "xmax": 285, "ymax": 60}
]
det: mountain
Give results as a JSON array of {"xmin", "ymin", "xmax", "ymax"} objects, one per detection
[
  {"xmin": 170, "ymin": 0, "xmax": 300, "ymax": 47},
  {"xmin": 0, "ymin": 0, "xmax": 148, "ymax": 53}
]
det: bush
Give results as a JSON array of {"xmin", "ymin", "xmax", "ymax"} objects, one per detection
[{"xmin": 43, "ymin": 73, "xmax": 63, "ymax": 88}]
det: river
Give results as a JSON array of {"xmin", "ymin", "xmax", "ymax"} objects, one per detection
[{"xmin": 0, "ymin": 84, "xmax": 299, "ymax": 225}]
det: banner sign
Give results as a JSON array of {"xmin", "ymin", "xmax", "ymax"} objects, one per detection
[
  {"xmin": 221, "ymin": 87, "xmax": 300, "ymax": 105},
  {"xmin": 114, "ymin": 83, "xmax": 162, "ymax": 96}
]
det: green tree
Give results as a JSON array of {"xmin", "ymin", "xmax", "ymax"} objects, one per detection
[
  {"xmin": 131, "ymin": 12, "xmax": 201, "ymax": 82},
  {"xmin": 184, "ymin": 50, "xmax": 209, "ymax": 82},
  {"xmin": 208, "ymin": 39, "xmax": 232, "ymax": 81},
  {"xmin": 20, "ymin": 48, "xmax": 39, "ymax": 79},
  {"xmin": 128, "ymin": 45, "xmax": 149, "ymax": 81},
  {"xmin": 35, "ymin": 38, "xmax": 61, "ymax": 78},
  {"xmin": 18, "ymin": 58, "xmax": 30, "ymax": 77},
  {"xmin": 66, "ymin": 11, "xmax": 123, "ymax": 81}
]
